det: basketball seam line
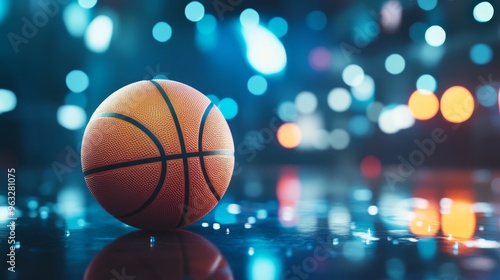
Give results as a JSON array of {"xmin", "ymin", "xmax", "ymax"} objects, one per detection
[
  {"xmin": 198, "ymin": 103, "xmax": 222, "ymax": 201},
  {"xmin": 150, "ymin": 80, "xmax": 190, "ymax": 228},
  {"xmin": 83, "ymin": 150, "xmax": 234, "ymax": 177},
  {"xmin": 95, "ymin": 113, "xmax": 168, "ymax": 219}
]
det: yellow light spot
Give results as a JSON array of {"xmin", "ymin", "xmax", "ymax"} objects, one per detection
[
  {"xmin": 441, "ymin": 200, "xmax": 476, "ymax": 240},
  {"xmin": 408, "ymin": 90, "xmax": 439, "ymax": 120},
  {"xmin": 277, "ymin": 123, "xmax": 302, "ymax": 149},
  {"xmin": 410, "ymin": 206, "xmax": 440, "ymax": 237},
  {"xmin": 440, "ymin": 86, "xmax": 474, "ymax": 123}
]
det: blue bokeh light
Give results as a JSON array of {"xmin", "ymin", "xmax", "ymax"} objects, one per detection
[
  {"xmin": 277, "ymin": 101, "xmax": 298, "ymax": 122},
  {"xmin": 268, "ymin": 17, "xmax": 288, "ymax": 38},
  {"xmin": 78, "ymin": 0, "xmax": 97, "ymax": 9},
  {"xmin": 57, "ymin": 105, "xmax": 87, "ymax": 130},
  {"xmin": 63, "ymin": 3, "xmax": 90, "ymax": 37},
  {"xmin": 417, "ymin": 0, "xmax": 437, "ymax": 11},
  {"xmin": 0, "ymin": 89, "xmax": 17, "ymax": 113},
  {"xmin": 476, "ymin": 85, "xmax": 498, "ymax": 107},
  {"xmin": 196, "ymin": 14, "xmax": 217, "ymax": 35},
  {"xmin": 218, "ymin": 98, "xmax": 238, "ymax": 120},
  {"xmin": 0, "ymin": 0, "xmax": 10, "ymax": 25},
  {"xmin": 195, "ymin": 31, "xmax": 216, "ymax": 52},
  {"xmin": 206, "ymin": 94, "xmax": 220, "ymax": 105},
  {"xmin": 470, "ymin": 44, "xmax": 493, "ymax": 65},
  {"xmin": 240, "ymin": 8, "xmax": 260, "ymax": 28},
  {"xmin": 247, "ymin": 75, "xmax": 268, "ymax": 95},
  {"xmin": 416, "ymin": 74, "xmax": 437, "ymax": 92},
  {"xmin": 66, "ymin": 70, "xmax": 89, "ymax": 93},
  {"xmin": 152, "ymin": 22, "xmax": 172, "ymax": 42},
  {"xmin": 185, "ymin": 1, "xmax": 205, "ymax": 22},
  {"xmin": 385, "ymin": 54, "xmax": 405, "ymax": 75}
]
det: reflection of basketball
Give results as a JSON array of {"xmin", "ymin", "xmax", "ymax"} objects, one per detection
[
  {"xmin": 84, "ymin": 230, "xmax": 233, "ymax": 280},
  {"xmin": 81, "ymin": 80, "xmax": 234, "ymax": 230}
]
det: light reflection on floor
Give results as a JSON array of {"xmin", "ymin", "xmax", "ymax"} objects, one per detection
[{"xmin": 1, "ymin": 167, "xmax": 500, "ymax": 280}]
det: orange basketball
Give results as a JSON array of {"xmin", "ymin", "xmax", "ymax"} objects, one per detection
[{"xmin": 81, "ymin": 80, "xmax": 234, "ymax": 230}]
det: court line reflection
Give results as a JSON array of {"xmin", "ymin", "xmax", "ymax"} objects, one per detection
[{"xmin": 84, "ymin": 230, "xmax": 233, "ymax": 280}]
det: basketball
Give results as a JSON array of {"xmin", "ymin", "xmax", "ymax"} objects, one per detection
[
  {"xmin": 84, "ymin": 230, "xmax": 233, "ymax": 280},
  {"xmin": 81, "ymin": 80, "xmax": 234, "ymax": 230}
]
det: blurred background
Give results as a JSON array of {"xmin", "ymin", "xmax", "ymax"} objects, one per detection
[
  {"xmin": 1, "ymin": 0, "xmax": 500, "ymax": 174},
  {"xmin": 2, "ymin": 1, "xmax": 500, "ymax": 279}
]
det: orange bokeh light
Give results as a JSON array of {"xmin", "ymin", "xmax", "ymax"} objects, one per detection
[
  {"xmin": 410, "ymin": 202, "xmax": 440, "ymax": 237},
  {"xmin": 277, "ymin": 123, "xmax": 302, "ymax": 149},
  {"xmin": 408, "ymin": 89, "xmax": 439, "ymax": 120},
  {"xmin": 410, "ymin": 181, "xmax": 440, "ymax": 237},
  {"xmin": 441, "ymin": 200, "xmax": 476, "ymax": 240},
  {"xmin": 440, "ymin": 86, "xmax": 475, "ymax": 123}
]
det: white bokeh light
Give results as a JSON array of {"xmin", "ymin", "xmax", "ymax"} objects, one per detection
[
  {"xmin": 295, "ymin": 91, "xmax": 318, "ymax": 114},
  {"xmin": 474, "ymin": 2, "xmax": 494, "ymax": 22},
  {"xmin": 342, "ymin": 64, "xmax": 365, "ymax": 87},
  {"xmin": 328, "ymin": 88, "xmax": 352, "ymax": 112},
  {"xmin": 425, "ymin": 25, "xmax": 446, "ymax": 47}
]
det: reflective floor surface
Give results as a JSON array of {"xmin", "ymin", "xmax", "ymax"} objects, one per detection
[{"xmin": 1, "ymin": 166, "xmax": 500, "ymax": 280}]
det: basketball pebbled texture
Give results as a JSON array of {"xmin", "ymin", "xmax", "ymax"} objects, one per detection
[{"xmin": 81, "ymin": 80, "xmax": 234, "ymax": 230}]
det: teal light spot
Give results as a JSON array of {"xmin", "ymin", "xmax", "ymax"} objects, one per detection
[
  {"xmin": 240, "ymin": 8, "xmax": 259, "ymax": 28},
  {"xmin": 470, "ymin": 44, "xmax": 493, "ymax": 65},
  {"xmin": 196, "ymin": 14, "xmax": 217, "ymax": 34},
  {"xmin": 206, "ymin": 94, "xmax": 219, "ymax": 105},
  {"xmin": 268, "ymin": 17, "xmax": 288, "ymax": 38},
  {"xmin": 0, "ymin": 89, "xmax": 17, "ymax": 113},
  {"xmin": 214, "ymin": 203, "xmax": 237, "ymax": 224},
  {"xmin": 417, "ymin": 0, "xmax": 437, "ymax": 11},
  {"xmin": 0, "ymin": 0, "xmax": 10, "ymax": 24},
  {"xmin": 416, "ymin": 74, "xmax": 437, "ymax": 92},
  {"xmin": 476, "ymin": 85, "xmax": 498, "ymax": 107},
  {"xmin": 57, "ymin": 105, "xmax": 87, "ymax": 130},
  {"xmin": 218, "ymin": 98, "xmax": 238, "ymax": 120},
  {"xmin": 247, "ymin": 75, "xmax": 268, "ymax": 95},
  {"xmin": 63, "ymin": 3, "xmax": 90, "ymax": 37},
  {"xmin": 277, "ymin": 101, "xmax": 297, "ymax": 122},
  {"xmin": 185, "ymin": 1, "xmax": 205, "ymax": 22},
  {"xmin": 152, "ymin": 22, "xmax": 172, "ymax": 42},
  {"xmin": 385, "ymin": 54, "xmax": 405, "ymax": 75},
  {"xmin": 66, "ymin": 70, "xmax": 89, "ymax": 93}
]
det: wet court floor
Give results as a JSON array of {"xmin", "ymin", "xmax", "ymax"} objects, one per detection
[{"xmin": 2, "ymin": 166, "xmax": 500, "ymax": 280}]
